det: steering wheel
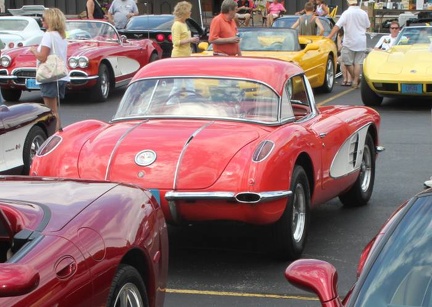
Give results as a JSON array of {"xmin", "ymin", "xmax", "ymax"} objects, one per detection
[
  {"xmin": 167, "ymin": 90, "xmax": 205, "ymax": 103},
  {"xmin": 270, "ymin": 42, "xmax": 284, "ymax": 50}
]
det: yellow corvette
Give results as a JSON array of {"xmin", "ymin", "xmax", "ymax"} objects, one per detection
[
  {"xmin": 362, "ymin": 25, "xmax": 432, "ymax": 106},
  {"xmin": 196, "ymin": 27, "xmax": 337, "ymax": 93}
]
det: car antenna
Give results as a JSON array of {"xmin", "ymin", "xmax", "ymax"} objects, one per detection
[{"xmin": 145, "ymin": 2, "xmax": 149, "ymax": 40}]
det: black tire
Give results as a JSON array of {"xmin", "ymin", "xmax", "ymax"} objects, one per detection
[
  {"xmin": 22, "ymin": 126, "xmax": 47, "ymax": 175},
  {"xmin": 90, "ymin": 63, "xmax": 110, "ymax": 102},
  {"xmin": 339, "ymin": 133, "xmax": 376, "ymax": 207},
  {"xmin": 361, "ymin": 74, "xmax": 383, "ymax": 106},
  {"xmin": 319, "ymin": 56, "xmax": 335, "ymax": 93},
  {"xmin": 149, "ymin": 53, "xmax": 159, "ymax": 62},
  {"xmin": 272, "ymin": 165, "xmax": 310, "ymax": 260},
  {"xmin": 107, "ymin": 264, "xmax": 149, "ymax": 307},
  {"xmin": 1, "ymin": 88, "xmax": 22, "ymax": 102}
]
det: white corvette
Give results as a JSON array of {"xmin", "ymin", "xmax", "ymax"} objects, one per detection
[
  {"xmin": 0, "ymin": 16, "xmax": 45, "ymax": 50},
  {"xmin": 0, "ymin": 103, "xmax": 56, "ymax": 174}
]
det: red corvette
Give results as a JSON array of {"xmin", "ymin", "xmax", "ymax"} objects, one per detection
[
  {"xmin": 0, "ymin": 20, "xmax": 162, "ymax": 102},
  {"xmin": 0, "ymin": 176, "xmax": 168, "ymax": 307},
  {"xmin": 30, "ymin": 57, "xmax": 384, "ymax": 260}
]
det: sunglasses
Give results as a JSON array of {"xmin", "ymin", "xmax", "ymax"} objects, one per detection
[{"xmin": 390, "ymin": 27, "xmax": 399, "ymax": 29}]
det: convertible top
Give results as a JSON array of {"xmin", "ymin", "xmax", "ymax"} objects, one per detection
[{"xmin": 132, "ymin": 57, "xmax": 303, "ymax": 94}]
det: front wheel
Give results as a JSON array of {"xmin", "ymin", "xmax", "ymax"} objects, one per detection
[
  {"xmin": 107, "ymin": 264, "xmax": 149, "ymax": 307},
  {"xmin": 361, "ymin": 74, "xmax": 383, "ymax": 106},
  {"xmin": 319, "ymin": 56, "xmax": 335, "ymax": 93},
  {"xmin": 272, "ymin": 165, "xmax": 310, "ymax": 260},
  {"xmin": 22, "ymin": 126, "xmax": 47, "ymax": 175},
  {"xmin": 1, "ymin": 88, "xmax": 22, "ymax": 102},
  {"xmin": 90, "ymin": 63, "xmax": 110, "ymax": 102},
  {"xmin": 339, "ymin": 133, "xmax": 376, "ymax": 207}
]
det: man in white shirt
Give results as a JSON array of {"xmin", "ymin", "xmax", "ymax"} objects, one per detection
[
  {"xmin": 326, "ymin": 0, "xmax": 370, "ymax": 88},
  {"xmin": 374, "ymin": 21, "xmax": 400, "ymax": 50}
]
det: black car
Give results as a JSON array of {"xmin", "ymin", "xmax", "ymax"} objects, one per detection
[{"xmin": 118, "ymin": 14, "xmax": 208, "ymax": 58}]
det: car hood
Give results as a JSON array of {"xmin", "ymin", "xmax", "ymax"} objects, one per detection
[
  {"xmin": 78, "ymin": 120, "xmax": 261, "ymax": 190},
  {"xmin": 366, "ymin": 46, "xmax": 432, "ymax": 77}
]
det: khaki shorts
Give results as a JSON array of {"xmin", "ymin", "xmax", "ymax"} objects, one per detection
[{"xmin": 341, "ymin": 47, "xmax": 366, "ymax": 66}]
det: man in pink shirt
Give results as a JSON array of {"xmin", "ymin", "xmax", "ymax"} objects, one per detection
[{"xmin": 266, "ymin": 0, "xmax": 286, "ymax": 27}]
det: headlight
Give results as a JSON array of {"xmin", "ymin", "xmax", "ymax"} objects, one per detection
[
  {"xmin": 0, "ymin": 55, "xmax": 11, "ymax": 68},
  {"xmin": 68, "ymin": 56, "xmax": 89, "ymax": 69},
  {"xmin": 68, "ymin": 57, "xmax": 78, "ymax": 69},
  {"xmin": 78, "ymin": 57, "xmax": 89, "ymax": 68}
]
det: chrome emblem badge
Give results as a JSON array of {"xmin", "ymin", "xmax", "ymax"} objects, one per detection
[{"xmin": 135, "ymin": 150, "xmax": 156, "ymax": 166}]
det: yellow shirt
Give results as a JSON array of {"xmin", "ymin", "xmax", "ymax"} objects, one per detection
[{"xmin": 171, "ymin": 20, "xmax": 192, "ymax": 57}]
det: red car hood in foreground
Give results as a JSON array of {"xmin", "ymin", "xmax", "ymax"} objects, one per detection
[{"xmin": 78, "ymin": 120, "xmax": 261, "ymax": 190}]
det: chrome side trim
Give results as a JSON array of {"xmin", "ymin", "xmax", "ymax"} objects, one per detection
[{"xmin": 165, "ymin": 190, "xmax": 292, "ymax": 203}]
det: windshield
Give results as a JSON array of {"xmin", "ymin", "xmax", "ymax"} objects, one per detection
[
  {"xmin": 126, "ymin": 16, "xmax": 173, "ymax": 30},
  {"xmin": 66, "ymin": 21, "xmax": 119, "ymax": 41},
  {"xmin": 395, "ymin": 26, "xmax": 432, "ymax": 45},
  {"xmin": 113, "ymin": 77, "xmax": 280, "ymax": 123},
  {"xmin": 0, "ymin": 19, "xmax": 29, "ymax": 31},
  {"xmin": 352, "ymin": 195, "xmax": 432, "ymax": 307},
  {"xmin": 239, "ymin": 29, "xmax": 300, "ymax": 51}
]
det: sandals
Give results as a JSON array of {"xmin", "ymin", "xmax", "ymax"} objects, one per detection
[{"xmin": 341, "ymin": 81, "xmax": 352, "ymax": 86}]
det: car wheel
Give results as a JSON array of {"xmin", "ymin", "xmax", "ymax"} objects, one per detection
[
  {"xmin": 272, "ymin": 165, "xmax": 310, "ymax": 260},
  {"xmin": 339, "ymin": 133, "xmax": 375, "ymax": 207},
  {"xmin": 149, "ymin": 53, "xmax": 159, "ymax": 62},
  {"xmin": 90, "ymin": 63, "xmax": 110, "ymax": 102},
  {"xmin": 1, "ymin": 88, "xmax": 22, "ymax": 102},
  {"xmin": 22, "ymin": 126, "xmax": 47, "ymax": 175},
  {"xmin": 361, "ymin": 74, "xmax": 383, "ymax": 106},
  {"xmin": 107, "ymin": 264, "xmax": 149, "ymax": 307},
  {"xmin": 319, "ymin": 56, "xmax": 335, "ymax": 93}
]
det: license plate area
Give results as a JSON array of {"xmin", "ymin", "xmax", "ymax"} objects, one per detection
[
  {"xmin": 401, "ymin": 84, "xmax": 422, "ymax": 94},
  {"xmin": 25, "ymin": 78, "xmax": 40, "ymax": 90}
]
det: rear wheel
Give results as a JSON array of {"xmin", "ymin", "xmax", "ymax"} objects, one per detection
[
  {"xmin": 272, "ymin": 165, "xmax": 310, "ymax": 260},
  {"xmin": 339, "ymin": 133, "xmax": 375, "ymax": 207},
  {"xmin": 319, "ymin": 56, "xmax": 335, "ymax": 93},
  {"xmin": 90, "ymin": 63, "xmax": 110, "ymax": 102},
  {"xmin": 361, "ymin": 74, "xmax": 383, "ymax": 106},
  {"xmin": 22, "ymin": 126, "xmax": 47, "ymax": 175},
  {"xmin": 1, "ymin": 88, "xmax": 22, "ymax": 102},
  {"xmin": 107, "ymin": 264, "xmax": 149, "ymax": 307}
]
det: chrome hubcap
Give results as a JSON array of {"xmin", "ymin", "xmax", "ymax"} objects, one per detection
[
  {"xmin": 113, "ymin": 283, "xmax": 143, "ymax": 307},
  {"xmin": 360, "ymin": 145, "xmax": 372, "ymax": 192},
  {"xmin": 292, "ymin": 183, "xmax": 306, "ymax": 242}
]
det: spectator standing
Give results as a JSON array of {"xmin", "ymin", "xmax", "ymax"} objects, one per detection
[
  {"xmin": 168, "ymin": 1, "xmax": 199, "ymax": 99},
  {"xmin": 209, "ymin": 0, "xmax": 242, "ymax": 56},
  {"xmin": 315, "ymin": 0, "xmax": 329, "ymax": 16},
  {"xmin": 86, "ymin": 0, "xmax": 106, "ymax": 19},
  {"xmin": 235, "ymin": 0, "xmax": 254, "ymax": 27},
  {"xmin": 374, "ymin": 21, "xmax": 400, "ymax": 50},
  {"xmin": 30, "ymin": 8, "xmax": 69, "ymax": 132},
  {"xmin": 266, "ymin": 0, "xmax": 286, "ymax": 27},
  {"xmin": 337, "ymin": 28, "xmax": 352, "ymax": 86},
  {"xmin": 291, "ymin": 2, "xmax": 325, "ymax": 36},
  {"xmin": 107, "ymin": 0, "xmax": 139, "ymax": 30},
  {"xmin": 327, "ymin": 0, "xmax": 370, "ymax": 89}
]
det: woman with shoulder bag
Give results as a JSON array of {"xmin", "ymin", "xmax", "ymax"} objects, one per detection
[{"xmin": 31, "ymin": 8, "xmax": 69, "ymax": 132}]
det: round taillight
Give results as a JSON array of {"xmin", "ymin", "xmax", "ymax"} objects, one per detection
[
  {"xmin": 167, "ymin": 34, "xmax": 172, "ymax": 42},
  {"xmin": 17, "ymin": 42, "xmax": 23, "ymax": 47},
  {"xmin": 155, "ymin": 34, "xmax": 165, "ymax": 42},
  {"xmin": 8, "ymin": 42, "xmax": 14, "ymax": 49}
]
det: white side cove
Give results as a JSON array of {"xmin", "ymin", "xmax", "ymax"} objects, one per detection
[
  {"xmin": 106, "ymin": 56, "xmax": 141, "ymax": 77},
  {"xmin": 330, "ymin": 125, "xmax": 370, "ymax": 178},
  {"xmin": 0, "ymin": 125, "xmax": 30, "ymax": 172}
]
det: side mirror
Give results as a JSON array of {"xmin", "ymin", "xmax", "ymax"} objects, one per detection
[
  {"xmin": 0, "ymin": 264, "xmax": 39, "ymax": 297},
  {"xmin": 198, "ymin": 42, "xmax": 209, "ymax": 52},
  {"xmin": 285, "ymin": 259, "xmax": 341, "ymax": 304}
]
